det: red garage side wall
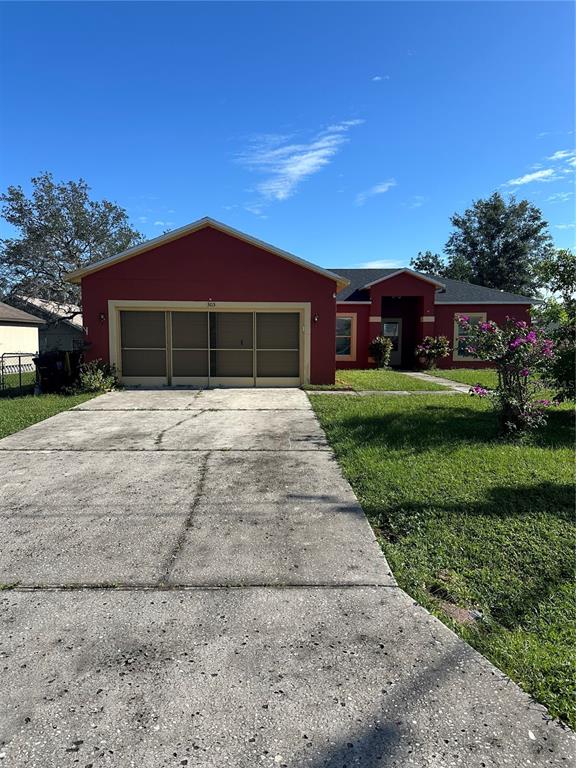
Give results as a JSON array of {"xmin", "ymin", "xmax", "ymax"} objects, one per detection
[
  {"xmin": 336, "ymin": 303, "xmax": 371, "ymax": 369},
  {"xmin": 434, "ymin": 303, "xmax": 532, "ymax": 369},
  {"xmin": 80, "ymin": 226, "xmax": 338, "ymax": 384}
]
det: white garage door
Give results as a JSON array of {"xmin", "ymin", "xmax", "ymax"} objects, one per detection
[{"xmin": 119, "ymin": 309, "xmax": 302, "ymax": 387}]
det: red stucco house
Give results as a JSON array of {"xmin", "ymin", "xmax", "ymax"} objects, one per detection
[{"xmin": 67, "ymin": 217, "xmax": 535, "ymax": 386}]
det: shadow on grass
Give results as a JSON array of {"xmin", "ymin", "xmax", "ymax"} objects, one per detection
[
  {"xmin": 325, "ymin": 405, "xmax": 574, "ymax": 451},
  {"xmin": 366, "ymin": 481, "xmax": 575, "ymax": 528},
  {"xmin": 366, "ymin": 481, "xmax": 575, "ymax": 631}
]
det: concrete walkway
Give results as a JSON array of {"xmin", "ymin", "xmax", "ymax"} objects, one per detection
[
  {"xmin": 0, "ymin": 389, "xmax": 572, "ymax": 767},
  {"xmin": 399, "ymin": 370, "xmax": 471, "ymax": 392}
]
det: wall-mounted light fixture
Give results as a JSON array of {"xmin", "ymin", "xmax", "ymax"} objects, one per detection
[
  {"xmin": 313, "ymin": 313, "xmax": 319, "ymax": 323},
  {"xmin": 98, "ymin": 312, "xmax": 106, "ymax": 323}
]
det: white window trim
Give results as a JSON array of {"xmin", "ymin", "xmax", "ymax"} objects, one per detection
[
  {"xmin": 336, "ymin": 312, "xmax": 357, "ymax": 362},
  {"xmin": 453, "ymin": 312, "xmax": 486, "ymax": 362}
]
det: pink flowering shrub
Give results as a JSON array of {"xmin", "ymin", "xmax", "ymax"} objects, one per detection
[
  {"xmin": 414, "ymin": 336, "xmax": 451, "ymax": 369},
  {"xmin": 457, "ymin": 315, "xmax": 555, "ymax": 434}
]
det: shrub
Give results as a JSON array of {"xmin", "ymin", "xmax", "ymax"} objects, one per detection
[
  {"xmin": 369, "ymin": 336, "xmax": 393, "ymax": 368},
  {"xmin": 547, "ymin": 323, "xmax": 575, "ymax": 401},
  {"xmin": 415, "ymin": 335, "xmax": 451, "ymax": 369},
  {"xmin": 457, "ymin": 315, "xmax": 555, "ymax": 435},
  {"xmin": 73, "ymin": 359, "xmax": 119, "ymax": 393}
]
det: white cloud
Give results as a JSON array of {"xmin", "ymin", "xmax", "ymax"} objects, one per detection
[
  {"xmin": 546, "ymin": 191, "xmax": 573, "ymax": 203},
  {"xmin": 505, "ymin": 168, "xmax": 558, "ymax": 186},
  {"xmin": 356, "ymin": 259, "xmax": 403, "ymax": 269},
  {"xmin": 408, "ymin": 195, "xmax": 426, "ymax": 208},
  {"xmin": 237, "ymin": 119, "xmax": 364, "ymax": 204},
  {"xmin": 504, "ymin": 147, "xmax": 575, "ymax": 188},
  {"xmin": 355, "ymin": 179, "xmax": 397, "ymax": 206},
  {"xmin": 137, "ymin": 216, "xmax": 148, "ymax": 223},
  {"xmin": 547, "ymin": 149, "xmax": 576, "ymax": 161},
  {"xmin": 153, "ymin": 220, "xmax": 175, "ymax": 227},
  {"xmin": 371, "ymin": 75, "xmax": 390, "ymax": 82},
  {"xmin": 555, "ymin": 223, "xmax": 576, "ymax": 230}
]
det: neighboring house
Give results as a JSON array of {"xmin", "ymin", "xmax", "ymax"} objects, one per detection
[
  {"xmin": 13, "ymin": 297, "xmax": 84, "ymax": 353},
  {"xmin": 66, "ymin": 217, "xmax": 536, "ymax": 386},
  {"xmin": 0, "ymin": 301, "xmax": 44, "ymax": 359}
]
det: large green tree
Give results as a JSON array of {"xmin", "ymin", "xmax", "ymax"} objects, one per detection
[
  {"xmin": 0, "ymin": 172, "xmax": 143, "ymax": 314},
  {"xmin": 444, "ymin": 192, "xmax": 553, "ymax": 295},
  {"xmin": 410, "ymin": 250, "xmax": 473, "ymax": 282}
]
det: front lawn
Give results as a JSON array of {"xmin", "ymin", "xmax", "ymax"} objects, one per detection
[
  {"xmin": 0, "ymin": 393, "xmax": 96, "ymax": 439},
  {"xmin": 426, "ymin": 367, "xmax": 499, "ymax": 388},
  {"xmin": 310, "ymin": 393, "xmax": 575, "ymax": 727},
  {"xmin": 305, "ymin": 369, "xmax": 448, "ymax": 391}
]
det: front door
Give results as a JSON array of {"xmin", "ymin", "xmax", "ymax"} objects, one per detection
[{"xmin": 381, "ymin": 318, "xmax": 403, "ymax": 366}]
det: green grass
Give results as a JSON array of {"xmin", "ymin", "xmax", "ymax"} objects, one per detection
[
  {"xmin": 305, "ymin": 368, "xmax": 448, "ymax": 391},
  {"xmin": 426, "ymin": 368, "xmax": 499, "ymax": 388},
  {"xmin": 0, "ymin": 393, "xmax": 96, "ymax": 439},
  {"xmin": 0, "ymin": 370, "xmax": 37, "ymax": 397},
  {"xmin": 310, "ymin": 393, "xmax": 575, "ymax": 727}
]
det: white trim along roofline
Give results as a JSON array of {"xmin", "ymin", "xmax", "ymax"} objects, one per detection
[
  {"xmin": 65, "ymin": 216, "xmax": 349, "ymax": 291},
  {"xmin": 362, "ymin": 268, "xmax": 445, "ymax": 290}
]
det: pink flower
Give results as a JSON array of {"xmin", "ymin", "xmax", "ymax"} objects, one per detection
[
  {"xmin": 525, "ymin": 331, "xmax": 537, "ymax": 344},
  {"xmin": 509, "ymin": 337, "xmax": 523, "ymax": 349},
  {"xmin": 470, "ymin": 385, "xmax": 489, "ymax": 397},
  {"xmin": 520, "ymin": 368, "xmax": 530, "ymax": 377},
  {"xmin": 458, "ymin": 315, "xmax": 470, "ymax": 324},
  {"xmin": 536, "ymin": 399, "xmax": 551, "ymax": 407},
  {"xmin": 515, "ymin": 320, "xmax": 528, "ymax": 329}
]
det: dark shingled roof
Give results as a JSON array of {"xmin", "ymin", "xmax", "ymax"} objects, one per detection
[
  {"xmin": 332, "ymin": 269, "xmax": 536, "ymax": 304},
  {"xmin": 0, "ymin": 301, "xmax": 45, "ymax": 325}
]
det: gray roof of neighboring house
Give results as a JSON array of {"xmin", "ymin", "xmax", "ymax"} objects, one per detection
[
  {"xmin": 332, "ymin": 269, "xmax": 536, "ymax": 304},
  {"xmin": 15, "ymin": 296, "xmax": 83, "ymax": 329},
  {"xmin": 0, "ymin": 301, "xmax": 45, "ymax": 325}
]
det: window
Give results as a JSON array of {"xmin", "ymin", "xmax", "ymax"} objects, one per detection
[
  {"xmin": 336, "ymin": 313, "xmax": 356, "ymax": 361},
  {"xmin": 453, "ymin": 312, "xmax": 486, "ymax": 361}
]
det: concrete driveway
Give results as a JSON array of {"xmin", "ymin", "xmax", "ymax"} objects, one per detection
[{"xmin": 0, "ymin": 389, "xmax": 573, "ymax": 767}]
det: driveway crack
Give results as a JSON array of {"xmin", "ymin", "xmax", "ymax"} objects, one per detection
[
  {"xmin": 158, "ymin": 451, "xmax": 211, "ymax": 584},
  {"xmin": 154, "ymin": 411, "xmax": 204, "ymax": 447}
]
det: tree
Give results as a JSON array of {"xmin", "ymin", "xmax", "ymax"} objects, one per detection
[
  {"xmin": 410, "ymin": 250, "xmax": 473, "ymax": 282},
  {"xmin": 533, "ymin": 248, "xmax": 576, "ymax": 401},
  {"xmin": 0, "ymin": 172, "xmax": 143, "ymax": 316},
  {"xmin": 444, "ymin": 192, "xmax": 553, "ymax": 295},
  {"xmin": 410, "ymin": 250, "xmax": 444, "ymax": 275}
]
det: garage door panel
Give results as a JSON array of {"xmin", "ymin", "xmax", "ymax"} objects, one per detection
[
  {"xmin": 172, "ymin": 350, "xmax": 209, "ymax": 377},
  {"xmin": 121, "ymin": 311, "xmax": 166, "ymax": 348},
  {"xmin": 256, "ymin": 351, "xmax": 299, "ymax": 378},
  {"xmin": 256, "ymin": 312, "xmax": 299, "ymax": 350},
  {"xmin": 210, "ymin": 313, "xmax": 253, "ymax": 350},
  {"xmin": 122, "ymin": 349, "xmax": 167, "ymax": 377},
  {"xmin": 210, "ymin": 350, "xmax": 253, "ymax": 377},
  {"xmin": 172, "ymin": 312, "xmax": 208, "ymax": 349}
]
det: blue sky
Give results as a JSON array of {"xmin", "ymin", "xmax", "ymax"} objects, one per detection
[{"xmin": 0, "ymin": 1, "xmax": 574, "ymax": 270}]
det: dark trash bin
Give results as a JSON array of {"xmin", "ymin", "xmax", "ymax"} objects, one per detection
[{"xmin": 33, "ymin": 351, "xmax": 83, "ymax": 393}]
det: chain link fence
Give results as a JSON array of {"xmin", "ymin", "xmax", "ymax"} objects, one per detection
[{"xmin": 0, "ymin": 353, "xmax": 38, "ymax": 397}]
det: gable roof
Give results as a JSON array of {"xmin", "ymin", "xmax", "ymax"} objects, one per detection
[
  {"xmin": 0, "ymin": 301, "xmax": 45, "ymax": 326},
  {"xmin": 65, "ymin": 217, "xmax": 349, "ymax": 291},
  {"xmin": 333, "ymin": 269, "xmax": 536, "ymax": 304},
  {"xmin": 362, "ymin": 268, "xmax": 445, "ymax": 290}
]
